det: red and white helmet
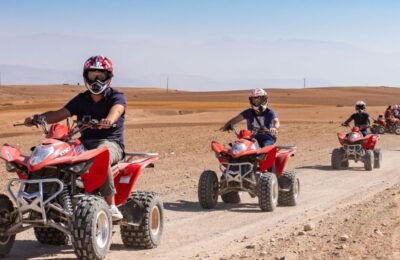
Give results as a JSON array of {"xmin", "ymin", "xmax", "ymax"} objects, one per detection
[
  {"xmin": 249, "ymin": 88, "xmax": 268, "ymax": 112},
  {"xmin": 83, "ymin": 55, "xmax": 114, "ymax": 95}
]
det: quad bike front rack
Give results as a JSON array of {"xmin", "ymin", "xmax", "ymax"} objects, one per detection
[{"xmin": 4, "ymin": 178, "xmax": 71, "ymax": 236}]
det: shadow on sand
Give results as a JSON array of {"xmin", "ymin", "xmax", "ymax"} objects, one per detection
[
  {"xmin": 9, "ymin": 240, "xmax": 74, "ymax": 260},
  {"xmin": 164, "ymin": 200, "xmax": 266, "ymax": 213},
  {"xmin": 298, "ymin": 165, "xmax": 369, "ymax": 172}
]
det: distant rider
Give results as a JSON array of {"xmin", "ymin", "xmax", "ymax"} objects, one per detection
[
  {"xmin": 24, "ymin": 55, "xmax": 125, "ymax": 220},
  {"xmin": 220, "ymin": 88, "xmax": 280, "ymax": 147},
  {"xmin": 342, "ymin": 100, "xmax": 370, "ymax": 136}
]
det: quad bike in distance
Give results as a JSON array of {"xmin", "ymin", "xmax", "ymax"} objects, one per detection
[
  {"xmin": 0, "ymin": 115, "xmax": 164, "ymax": 259},
  {"xmin": 198, "ymin": 125, "xmax": 299, "ymax": 212},
  {"xmin": 332, "ymin": 126, "xmax": 381, "ymax": 171},
  {"xmin": 371, "ymin": 116, "xmax": 400, "ymax": 135}
]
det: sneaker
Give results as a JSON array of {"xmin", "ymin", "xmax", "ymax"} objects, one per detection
[{"xmin": 109, "ymin": 205, "xmax": 123, "ymax": 221}]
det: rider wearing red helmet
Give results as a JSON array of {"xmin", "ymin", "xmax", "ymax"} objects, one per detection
[
  {"xmin": 220, "ymin": 88, "xmax": 280, "ymax": 147},
  {"xmin": 24, "ymin": 55, "xmax": 125, "ymax": 220}
]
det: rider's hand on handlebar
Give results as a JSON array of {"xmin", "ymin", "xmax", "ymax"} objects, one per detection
[
  {"xmin": 269, "ymin": 127, "xmax": 278, "ymax": 135},
  {"xmin": 341, "ymin": 122, "xmax": 349, "ymax": 127},
  {"xmin": 97, "ymin": 118, "xmax": 113, "ymax": 129},
  {"xmin": 23, "ymin": 116, "xmax": 38, "ymax": 127}
]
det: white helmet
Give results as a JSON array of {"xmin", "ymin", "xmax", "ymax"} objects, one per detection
[
  {"xmin": 355, "ymin": 100, "xmax": 366, "ymax": 111},
  {"xmin": 249, "ymin": 88, "xmax": 268, "ymax": 112}
]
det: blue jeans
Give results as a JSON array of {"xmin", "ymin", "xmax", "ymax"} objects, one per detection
[
  {"xmin": 257, "ymin": 135, "xmax": 276, "ymax": 147},
  {"xmin": 361, "ymin": 129, "xmax": 368, "ymax": 136}
]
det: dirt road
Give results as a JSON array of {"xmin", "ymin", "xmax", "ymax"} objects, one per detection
[
  {"xmin": 3, "ymin": 122, "xmax": 400, "ymax": 260},
  {"xmin": 1, "ymin": 86, "xmax": 400, "ymax": 259}
]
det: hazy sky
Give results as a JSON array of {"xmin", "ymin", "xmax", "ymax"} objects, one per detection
[{"xmin": 2, "ymin": 1, "xmax": 400, "ymax": 89}]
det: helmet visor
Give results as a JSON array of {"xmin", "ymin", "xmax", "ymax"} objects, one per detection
[
  {"xmin": 87, "ymin": 69, "xmax": 108, "ymax": 82},
  {"xmin": 249, "ymin": 96, "xmax": 267, "ymax": 107},
  {"xmin": 356, "ymin": 104, "xmax": 365, "ymax": 110}
]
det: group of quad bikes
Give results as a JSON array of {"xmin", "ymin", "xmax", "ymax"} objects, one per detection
[{"xmin": 0, "ymin": 116, "xmax": 383, "ymax": 259}]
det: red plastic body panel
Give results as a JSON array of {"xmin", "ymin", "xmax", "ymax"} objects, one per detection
[
  {"xmin": 114, "ymin": 156, "xmax": 158, "ymax": 206},
  {"xmin": 211, "ymin": 131, "xmax": 295, "ymax": 175},
  {"xmin": 1, "ymin": 123, "xmax": 158, "ymax": 206},
  {"xmin": 337, "ymin": 132, "xmax": 379, "ymax": 150},
  {"xmin": 274, "ymin": 148, "xmax": 296, "ymax": 177}
]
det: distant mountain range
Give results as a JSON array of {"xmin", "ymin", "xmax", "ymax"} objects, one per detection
[{"xmin": 1, "ymin": 33, "xmax": 400, "ymax": 90}]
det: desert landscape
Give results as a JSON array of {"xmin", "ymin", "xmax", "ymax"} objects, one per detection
[{"xmin": 1, "ymin": 85, "xmax": 400, "ymax": 259}]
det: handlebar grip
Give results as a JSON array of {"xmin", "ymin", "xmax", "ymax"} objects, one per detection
[{"xmin": 13, "ymin": 123, "xmax": 26, "ymax": 127}]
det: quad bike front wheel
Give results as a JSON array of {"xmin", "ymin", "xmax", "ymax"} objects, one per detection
[
  {"xmin": 363, "ymin": 150, "xmax": 373, "ymax": 171},
  {"xmin": 331, "ymin": 148, "xmax": 346, "ymax": 170},
  {"xmin": 258, "ymin": 172, "xmax": 278, "ymax": 212},
  {"xmin": 34, "ymin": 227, "xmax": 69, "ymax": 245},
  {"xmin": 0, "ymin": 194, "xmax": 16, "ymax": 258},
  {"xmin": 373, "ymin": 149, "xmax": 381, "ymax": 169},
  {"xmin": 198, "ymin": 170, "xmax": 219, "ymax": 209},
  {"xmin": 120, "ymin": 191, "xmax": 164, "ymax": 249},
  {"xmin": 395, "ymin": 126, "xmax": 400, "ymax": 135},
  {"xmin": 278, "ymin": 171, "xmax": 300, "ymax": 206},
  {"xmin": 71, "ymin": 195, "xmax": 112, "ymax": 260}
]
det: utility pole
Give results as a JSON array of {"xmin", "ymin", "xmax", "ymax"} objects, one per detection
[
  {"xmin": 166, "ymin": 76, "xmax": 169, "ymax": 94},
  {"xmin": 303, "ymin": 78, "xmax": 306, "ymax": 89}
]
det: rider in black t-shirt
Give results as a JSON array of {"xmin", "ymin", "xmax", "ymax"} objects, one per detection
[{"xmin": 342, "ymin": 100, "xmax": 371, "ymax": 136}]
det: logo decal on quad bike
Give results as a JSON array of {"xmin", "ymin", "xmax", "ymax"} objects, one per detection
[
  {"xmin": 5, "ymin": 151, "xmax": 12, "ymax": 160},
  {"xmin": 58, "ymin": 147, "xmax": 71, "ymax": 157}
]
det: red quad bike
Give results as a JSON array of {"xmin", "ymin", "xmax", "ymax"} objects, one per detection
[
  {"xmin": 198, "ymin": 125, "xmax": 299, "ymax": 212},
  {"xmin": 331, "ymin": 126, "xmax": 381, "ymax": 171},
  {"xmin": 371, "ymin": 117, "xmax": 400, "ymax": 135},
  {"xmin": 0, "ymin": 115, "xmax": 164, "ymax": 260}
]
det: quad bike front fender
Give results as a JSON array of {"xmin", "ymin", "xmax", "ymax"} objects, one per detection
[
  {"xmin": 258, "ymin": 146, "xmax": 277, "ymax": 172},
  {"xmin": 0, "ymin": 144, "xmax": 28, "ymax": 165},
  {"xmin": 74, "ymin": 147, "xmax": 110, "ymax": 192}
]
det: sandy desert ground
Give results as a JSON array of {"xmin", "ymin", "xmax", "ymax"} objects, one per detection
[{"xmin": 1, "ymin": 85, "xmax": 400, "ymax": 259}]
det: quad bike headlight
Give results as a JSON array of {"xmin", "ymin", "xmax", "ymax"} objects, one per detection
[
  {"xmin": 231, "ymin": 143, "xmax": 247, "ymax": 155},
  {"xmin": 29, "ymin": 145, "xmax": 54, "ymax": 166}
]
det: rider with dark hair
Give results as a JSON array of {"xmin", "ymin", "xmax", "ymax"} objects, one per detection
[
  {"xmin": 24, "ymin": 55, "xmax": 125, "ymax": 220},
  {"xmin": 220, "ymin": 88, "xmax": 280, "ymax": 147},
  {"xmin": 342, "ymin": 100, "xmax": 370, "ymax": 136}
]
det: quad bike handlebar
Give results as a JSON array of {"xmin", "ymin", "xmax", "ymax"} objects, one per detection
[
  {"xmin": 14, "ymin": 115, "xmax": 117, "ymax": 140},
  {"xmin": 225, "ymin": 123, "xmax": 277, "ymax": 137}
]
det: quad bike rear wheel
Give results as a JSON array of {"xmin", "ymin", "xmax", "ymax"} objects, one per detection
[
  {"xmin": 34, "ymin": 227, "xmax": 69, "ymax": 245},
  {"xmin": 395, "ymin": 126, "xmax": 400, "ymax": 135},
  {"xmin": 373, "ymin": 149, "xmax": 381, "ymax": 169},
  {"xmin": 198, "ymin": 170, "xmax": 219, "ymax": 209},
  {"xmin": 71, "ymin": 195, "xmax": 112, "ymax": 260},
  {"xmin": 278, "ymin": 171, "xmax": 300, "ymax": 206},
  {"xmin": 331, "ymin": 148, "xmax": 346, "ymax": 170},
  {"xmin": 363, "ymin": 150, "xmax": 373, "ymax": 171},
  {"xmin": 258, "ymin": 172, "xmax": 278, "ymax": 212},
  {"xmin": 378, "ymin": 126, "xmax": 385, "ymax": 134},
  {"xmin": 0, "ymin": 194, "xmax": 15, "ymax": 258},
  {"xmin": 120, "ymin": 191, "xmax": 164, "ymax": 249}
]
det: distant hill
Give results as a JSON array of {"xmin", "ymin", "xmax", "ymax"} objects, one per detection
[{"xmin": 0, "ymin": 85, "xmax": 399, "ymax": 107}]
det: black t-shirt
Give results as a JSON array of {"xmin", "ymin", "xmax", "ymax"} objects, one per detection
[
  {"xmin": 64, "ymin": 88, "xmax": 126, "ymax": 146},
  {"xmin": 345, "ymin": 112, "xmax": 370, "ymax": 127}
]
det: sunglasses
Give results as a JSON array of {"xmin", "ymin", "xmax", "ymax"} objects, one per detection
[{"xmin": 87, "ymin": 70, "xmax": 108, "ymax": 81}]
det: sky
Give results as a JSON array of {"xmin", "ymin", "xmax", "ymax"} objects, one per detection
[{"xmin": 1, "ymin": 1, "xmax": 400, "ymax": 90}]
